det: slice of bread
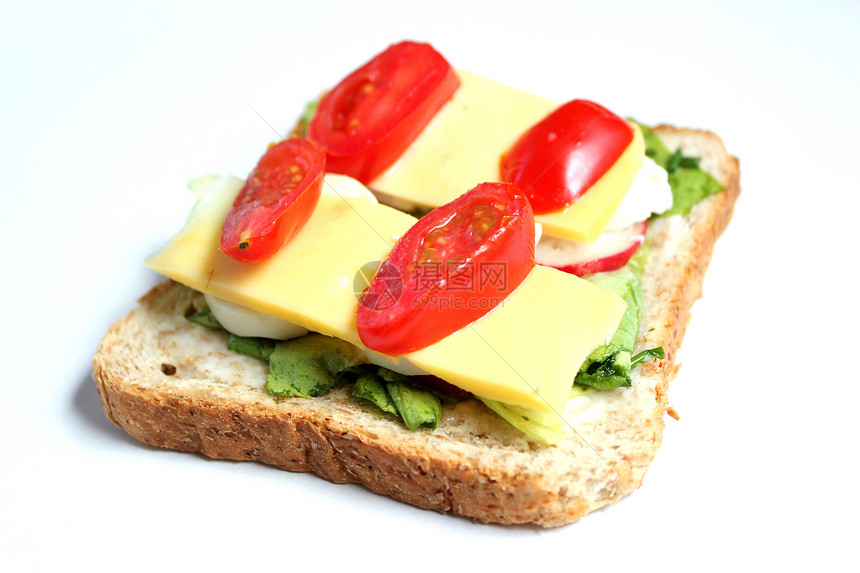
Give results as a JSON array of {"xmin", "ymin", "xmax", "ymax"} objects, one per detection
[{"xmin": 93, "ymin": 125, "xmax": 739, "ymax": 527}]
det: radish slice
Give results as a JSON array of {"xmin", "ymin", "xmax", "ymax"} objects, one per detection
[{"xmin": 535, "ymin": 220, "xmax": 647, "ymax": 277}]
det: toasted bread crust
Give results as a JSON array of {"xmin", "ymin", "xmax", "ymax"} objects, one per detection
[
  {"xmin": 93, "ymin": 125, "xmax": 739, "ymax": 526},
  {"xmin": 640, "ymin": 125, "xmax": 741, "ymax": 387}
]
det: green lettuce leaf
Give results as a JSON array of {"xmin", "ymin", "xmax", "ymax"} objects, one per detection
[
  {"xmin": 631, "ymin": 347, "xmax": 665, "ymax": 367},
  {"xmin": 227, "ymin": 334, "xmax": 276, "ymax": 361},
  {"xmin": 352, "ymin": 371, "xmax": 399, "ymax": 416},
  {"xmin": 478, "ymin": 398, "xmax": 567, "ymax": 446},
  {"xmin": 185, "ymin": 304, "xmax": 223, "ymax": 330},
  {"xmin": 385, "ymin": 380, "xmax": 441, "ymax": 431},
  {"xmin": 634, "ymin": 120, "xmax": 724, "ymax": 216},
  {"xmin": 293, "ymin": 98, "xmax": 319, "ymax": 138},
  {"xmin": 350, "ymin": 367, "xmax": 444, "ymax": 430},
  {"xmin": 663, "ymin": 167, "xmax": 724, "ymax": 217},
  {"xmin": 575, "ymin": 346, "xmax": 633, "ymax": 390},
  {"xmin": 638, "ymin": 121, "xmax": 673, "ymax": 167},
  {"xmin": 265, "ymin": 334, "xmax": 366, "ymax": 398},
  {"xmin": 575, "ymin": 248, "xmax": 646, "ymax": 390}
]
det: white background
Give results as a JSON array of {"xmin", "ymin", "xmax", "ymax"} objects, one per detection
[{"xmin": 2, "ymin": 1, "xmax": 858, "ymax": 571}]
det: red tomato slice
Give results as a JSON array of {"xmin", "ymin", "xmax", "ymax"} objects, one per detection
[
  {"xmin": 357, "ymin": 182, "xmax": 535, "ymax": 356},
  {"xmin": 307, "ymin": 41, "xmax": 459, "ymax": 184},
  {"xmin": 500, "ymin": 100, "xmax": 634, "ymax": 215},
  {"xmin": 220, "ymin": 138, "xmax": 324, "ymax": 263}
]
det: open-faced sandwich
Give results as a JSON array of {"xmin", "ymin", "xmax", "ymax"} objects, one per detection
[{"xmin": 93, "ymin": 41, "xmax": 739, "ymax": 526}]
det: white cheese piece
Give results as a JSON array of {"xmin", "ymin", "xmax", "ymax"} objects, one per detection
[
  {"xmin": 204, "ymin": 293, "xmax": 310, "ymax": 340},
  {"xmin": 605, "ymin": 156, "xmax": 672, "ymax": 230}
]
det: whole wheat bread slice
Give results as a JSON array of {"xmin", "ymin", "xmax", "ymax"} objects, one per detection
[{"xmin": 93, "ymin": 125, "xmax": 739, "ymax": 527}]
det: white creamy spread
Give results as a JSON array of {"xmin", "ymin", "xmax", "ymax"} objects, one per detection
[{"xmin": 605, "ymin": 156, "xmax": 672, "ymax": 230}]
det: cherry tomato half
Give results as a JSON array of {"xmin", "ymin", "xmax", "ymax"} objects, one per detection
[
  {"xmin": 220, "ymin": 138, "xmax": 324, "ymax": 263},
  {"xmin": 500, "ymin": 100, "xmax": 634, "ymax": 215},
  {"xmin": 307, "ymin": 41, "xmax": 459, "ymax": 184},
  {"xmin": 357, "ymin": 182, "xmax": 535, "ymax": 356}
]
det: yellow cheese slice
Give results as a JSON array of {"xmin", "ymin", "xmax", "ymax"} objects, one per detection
[
  {"xmin": 146, "ymin": 175, "xmax": 627, "ymax": 412},
  {"xmin": 147, "ymin": 174, "xmax": 411, "ymax": 345},
  {"xmin": 537, "ymin": 126, "xmax": 644, "ymax": 242},
  {"xmin": 370, "ymin": 69, "xmax": 644, "ymax": 243},
  {"xmin": 407, "ymin": 266, "xmax": 627, "ymax": 415}
]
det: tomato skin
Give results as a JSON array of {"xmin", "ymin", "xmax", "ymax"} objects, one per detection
[
  {"xmin": 357, "ymin": 182, "xmax": 535, "ymax": 356},
  {"xmin": 500, "ymin": 100, "xmax": 634, "ymax": 215},
  {"xmin": 220, "ymin": 138, "xmax": 324, "ymax": 264},
  {"xmin": 308, "ymin": 41, "xmax": 459, "ymax": 184}
]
